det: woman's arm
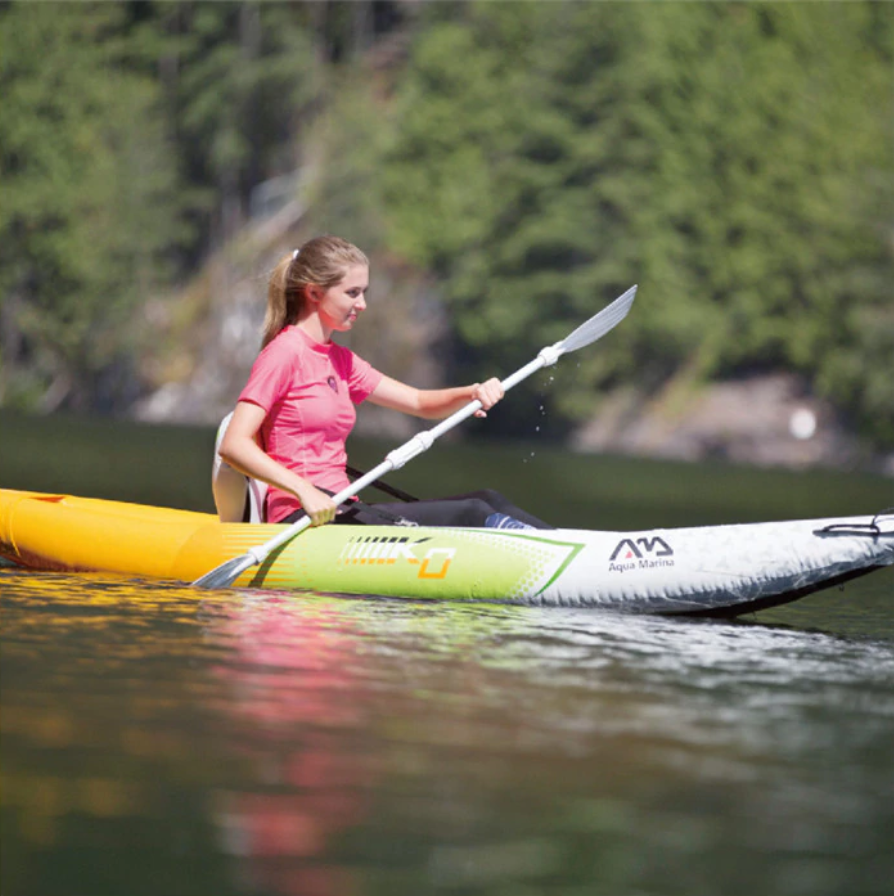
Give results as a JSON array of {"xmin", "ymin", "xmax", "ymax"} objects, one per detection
[
  {"xmin": 368, "ymin": 375, "xmax": 505, "ymax": 420},
  {"xmin": 219, "ymin": 401, "xmax": 338, "ymax": 526}
]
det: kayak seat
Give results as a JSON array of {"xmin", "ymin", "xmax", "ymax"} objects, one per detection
[{"xmin": 212, "ymin": 412, "xmax": 267, "ymax": 523}]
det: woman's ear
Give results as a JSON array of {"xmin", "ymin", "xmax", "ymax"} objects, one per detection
[{"xmin": 306, "ymin": 284, "xmax": 323, "ymax": 305}]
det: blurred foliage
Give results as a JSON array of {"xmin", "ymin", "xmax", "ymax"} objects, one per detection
[
  {"xmin": 0, "ymin": 3, "xmax": 185, "ymax": 410},
  {"xmin": 0, "ymin": 1, "xmax": 891, "ymax": 449},
  {"xmin": 0, "ymin": 0, "xmax": 394, "ymax": 412},
  {"xmin": 384, "ymin": 2, "xmax": 894, "ymax": 443},
  {"xmin": 151, "ymin": 2, "xmax": 319, "ymax": 244}
]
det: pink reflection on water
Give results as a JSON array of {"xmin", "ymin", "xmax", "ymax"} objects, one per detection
[{"xmin": 204, "ymin": 596, "xmax": 375, "ymax": 896}]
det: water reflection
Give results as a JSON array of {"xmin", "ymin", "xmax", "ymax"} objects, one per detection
[
  {"xmin": 201, "ymin": 596, "xmax": 375, "ymax": 896},
  {"xmin": 2, "ymin": 568, "xmax": 893, "ymax": 896},
  {"xmin": 198, "ymin": 588, "xmax": 894, "ymax": 895},
  {"xmin": 1, "ymin": 572, "xmax": 246, "ymax": 896}
]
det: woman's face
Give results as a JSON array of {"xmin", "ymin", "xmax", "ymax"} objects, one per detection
[{"xmin": 315, "ymin": 264, "xmax": 369, "ymax": 333}]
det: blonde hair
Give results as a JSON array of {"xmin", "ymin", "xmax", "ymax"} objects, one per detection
[{"xmin": 262, "ymin": 235, "xmax": 369, "ymax": 348}]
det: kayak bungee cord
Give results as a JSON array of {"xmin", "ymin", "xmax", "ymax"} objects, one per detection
[
  {"xmin": 814, "ymin": 508, "xmax": 894, "ymax": 538},
  {"xmin": 193, "ymin": 285, "xmax": 638, "ymax": 590}
]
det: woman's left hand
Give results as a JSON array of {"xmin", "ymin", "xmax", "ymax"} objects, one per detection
[{"xmin": 472, "ymin": 377, "xmax": 505, "ymax": 417}]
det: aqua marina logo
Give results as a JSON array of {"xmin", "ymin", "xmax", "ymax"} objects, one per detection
[{"xmin": 609, "ymin": 536, "xmax": 675, "ymax": 573}]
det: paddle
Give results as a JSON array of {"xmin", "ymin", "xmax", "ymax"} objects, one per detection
[{"xmin": 193, "ymin": 284, "xmax": 637, "ymax": 589}]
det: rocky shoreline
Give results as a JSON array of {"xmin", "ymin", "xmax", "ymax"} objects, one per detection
[{"xmin": 572, "ymin": 373, "xmax": 894, "ymax": 477}]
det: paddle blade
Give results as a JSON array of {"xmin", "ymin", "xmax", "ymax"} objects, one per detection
[
  {"xmin": 193, "ymin": 553, "xmax": 258, "ymax": 589},
  {"xmin": 559, "ymin": 285, "xmax": 637, "ymax": 354}
]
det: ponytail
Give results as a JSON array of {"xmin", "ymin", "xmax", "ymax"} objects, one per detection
[
  {"xmin": 261, "ymin": 236, "xmax": 368, "ymax": 348},
  {"xmin": 261, "ymin": 255, "xmax": 297, "ymax": 348}
]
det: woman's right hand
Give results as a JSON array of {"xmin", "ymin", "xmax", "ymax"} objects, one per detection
[{"xmin": 293, "ymin": 481, "xmax": 338, "ymax": 527}]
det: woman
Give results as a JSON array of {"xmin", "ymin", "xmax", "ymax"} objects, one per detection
[{"xmin": 219, "ymin": 235, "xmax": 550, "ymax": 530}]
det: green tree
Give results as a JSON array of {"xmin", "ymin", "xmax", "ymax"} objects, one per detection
[
  {"xmin": 0, "ymin": 2, "xmax": 186, "ymax": 410},
  {"xmin": 0, "ymin": 0, "xmax": 411, "ymax": 414},
  {"xmin": 150, "ymin": 1, "xmax": 408, "ymax": 248},
  {"xmin": 153, "ymin": 2, "xmax": 319, "ymax": 245}
]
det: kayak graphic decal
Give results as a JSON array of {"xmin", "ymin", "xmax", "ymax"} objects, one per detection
[
  {"xmin": 337, "ymin": 535, "xmax": 432, "ymax": 565},
  {"xmin": 417, "ymin": 547, "xmax": 456, "ymax": 580},
  {"xmin": 336, "ymin": 534, "xmax": 455, "ymax": 580},
  {"xmin": 608, "ymin": 535, "xmax": 675, "ymax": 573},
  {"xmin": 610, "ymin": 536, "xmax": 673, "ymax": 561}
]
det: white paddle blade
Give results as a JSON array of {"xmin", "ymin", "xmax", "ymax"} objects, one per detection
[
  {"xmin": 559, "ymin": 285, "xmax": 637, "ymax": 354},
  {"xmin": 193, "ymin": 554, "xmax": 257, "ymax": 589}
]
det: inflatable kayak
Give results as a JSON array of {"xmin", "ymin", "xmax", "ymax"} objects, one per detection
[{"xmin": 1, "ymin": 488, "xmax": 891, "ymax": 616}]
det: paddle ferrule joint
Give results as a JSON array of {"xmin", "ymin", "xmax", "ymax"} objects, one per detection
[
  {"xmin": 538, "ymin": 343, "xmax": 563, "ymax": 367},
  {"xmin": 247, "ymin": 545, "xmax": 268, "ymax": 565},
  {"xmin": 386, "ymin": 432, "xmax": 435, "ymax": 470}
]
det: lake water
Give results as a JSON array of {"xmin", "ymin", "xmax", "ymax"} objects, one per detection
[{"xmin": 2, "ymin": 413, "xmax": 893, "ymax": 896}]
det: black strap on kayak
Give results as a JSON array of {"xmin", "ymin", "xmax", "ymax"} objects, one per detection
[
  {"xmin": 246, "ymin": 471, "xmax": 419, "ymax": 525},
  {"xmin": 279, "ymin": 476, "xmax": 421, "ymax": 527},
  {"xmin": 337, "ymin": 498, "xmax": 419, "ymax": 527},
  {"xmin": 282, "ymin": 493, "xmax": 418, "ymax": 527},
  {"xmin": 322, "ymin": 487, "xmax": 418, "ymax": 527},
  {"xmin": 345, "ymin": 464, "xmax": 419, "ymax": 503}
]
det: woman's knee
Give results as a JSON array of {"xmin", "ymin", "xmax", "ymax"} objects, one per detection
[
  {"xmin": 453, "ymin": 498, "xmax": 498, "ymax": 526},
  {"xmin": 465, "ymin": 488, "xmax": 505, "ymax": 509}
]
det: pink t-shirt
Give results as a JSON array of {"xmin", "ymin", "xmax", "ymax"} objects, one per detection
[{"xmin": 239, "ymin": 326, "xmax": 383, "ymax": 523}]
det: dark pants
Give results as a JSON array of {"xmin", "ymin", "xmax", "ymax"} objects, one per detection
[{"xmin": 283, "ymin": 489, "xmax": 553, "ymax": 529}]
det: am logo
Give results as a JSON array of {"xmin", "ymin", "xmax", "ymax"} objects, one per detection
[{"xmin": 609, "ymin": 536, "xmax": 674, "ymax": 562}]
